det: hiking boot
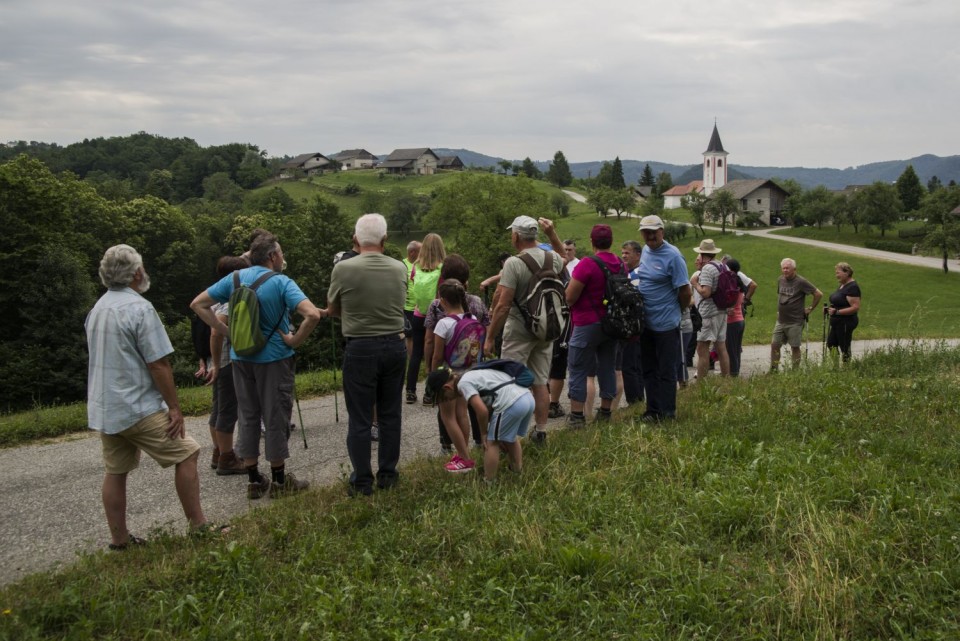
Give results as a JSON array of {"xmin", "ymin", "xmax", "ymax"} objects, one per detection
[
  {"xmin": 422, "ymin": 390, "xmax": 435, "ymax": 406},
  {"xmin": 547, "ymin": 402, "xmax": 565, "ymax": 419},
  {"xmin": 444, "ymin": 455, "xmax": 476, "ymax": 474},
  {"xmin": 210, "ymin": 447, "xmax": 220, "ymax": 470},
  {"xmin": 269, "ymin": 472, "xmax": 309, "ymax": 498},
  {"xmin": 567, "ymin": 413, "xmax": 586, "ymax": 430},
  {"xmin": 594, "ymin": 409, "xmax": 612, "ymax": 424},
  {"xmin": 247, "ymin": 474, "xmax": 271, "ymax": 500},
  {"xmin": 530, "ymin": 429, "xmax": 547, "ymax": 444},
  {"xmin": 216, "ymin": 451, "xmax": 247, "ymax": 476},
  {"xmin": 639, "ymin": 412, "xmax": 663, "ymax": 424},
  {"xmin": 405, "ymin": 391, "xmax": 417, "ymax": 404},
  {"xmin": 370, "ymin": 422, "xmax": 380, "ymax": 442}
]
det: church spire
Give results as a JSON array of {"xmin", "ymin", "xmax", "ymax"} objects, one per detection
[
  {"xmin": 702, "ymin": 122, "xmax": 729, "ymax": 196},
  {"xmin": 705, "ymin": 122, "xmax": 725, "ymax": 154}
]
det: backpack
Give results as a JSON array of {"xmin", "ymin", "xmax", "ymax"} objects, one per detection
[
  {"xmin": 588, "ymin": 256, "xmax": 645, "ymax": 339},
  {"xmin": 469, "ymin": 359, "xmax": 534, "ymax": 411},
  {"xmin": 228, "ymin": 270, "xmax": 284, "ymax": 357},
  {"xmin": 411, "ymin": 265, "xmax": 441, "ymax": 315},
  {"xmin": 442, "ymin": 313, "xmax": 486, "ymax": 370},
  {"xmin": 706, "ymin": 261, "xmax": 741, "ymax": 310},
  {"xmin": 512, "ymin": 252, "xmax": 570, "ymax": 342}
]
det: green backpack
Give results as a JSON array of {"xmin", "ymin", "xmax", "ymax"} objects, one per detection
[{"xmin": 228, "ymin": 270, "xmax": 283, "ymax": 357}]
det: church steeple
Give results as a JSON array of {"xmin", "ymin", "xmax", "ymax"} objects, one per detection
[{"xmin": 702, "ymin": 121, "xmax": 728, "ymax": 196}]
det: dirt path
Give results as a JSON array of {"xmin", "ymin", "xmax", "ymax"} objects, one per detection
[{"xmin": 2, "ymin": 337, "xmax": 955, "ymax": 587}]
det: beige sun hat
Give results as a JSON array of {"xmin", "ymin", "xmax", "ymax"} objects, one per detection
[{"xmin": 692, "ymin": 239, "xmax": 722, "ymax": 254}]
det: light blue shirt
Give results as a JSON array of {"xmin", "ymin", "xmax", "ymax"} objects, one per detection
[
  {"xmin": 636, "ymin": 241, "xmax": 689, "ymax": 332},
  {"xmin": 207, "ymin": 266, "xmax": 308, "ymax": 363},
  {"xmin": 85, "ymin": 287, "xmax": 174, "ymax": 434}
]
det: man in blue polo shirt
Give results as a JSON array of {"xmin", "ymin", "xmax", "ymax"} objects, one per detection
[
  {"xmin": 634, "ymin": 215, "xmax": 692, "ymax": 422},
  {"xmin": 191, "ymin": 232, "xmax": 322, "ymax": 500}
]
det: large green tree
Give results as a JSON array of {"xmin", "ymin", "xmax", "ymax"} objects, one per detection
[
  {"xmin": 862, "ymin": 182, "xmax": 903, "ymax": 236},
  {"xmin": 681, "ymin": 191, "xmax": 708, "ymax": 236},
  {"xmin": 546, "ymin": 151, "xmax": 573, "ymax": 188},
  {"xmin": 520, "ymin": 157, "xmax": 542, "ymax": 179},
  {"xmin": 638, "ymin": 163, "xmax": 655, "ymax": 187},
  {"xmin": 919, "ymin": 186, "xmax": 960, "ymax": 273},
  {"xmin": 708, "ymin": 189, "xmax": 739, "ymax": 233},
  {"xmin": 896, "ymin": 165, "xmax": 925, "ymax": 214}
]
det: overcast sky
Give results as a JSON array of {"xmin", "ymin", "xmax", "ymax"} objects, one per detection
[{"xmin": 1, "ymin": 1, "xmax": 957, "ymax": 168}]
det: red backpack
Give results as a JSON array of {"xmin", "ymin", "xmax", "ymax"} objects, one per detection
[{"xmin": 707, "ymin": 261, "xmax": 741, "ymax": 309}]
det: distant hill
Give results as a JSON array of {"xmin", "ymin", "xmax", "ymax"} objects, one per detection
[{"xmin": 430, "ymin": 148, "xmax": 960, "ymax": 191}]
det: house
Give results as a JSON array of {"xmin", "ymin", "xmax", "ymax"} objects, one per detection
[
  {"xmin": 334, "ymin": 149, "xmax": 378, "ymax": 170},
  {"xmin": 280, "ymin": 153, "xmax": 331, "ymax": 177},
  {"xmin": 663, "ymin": 181, "xmax": 704, "ymax": 210},
  {"xmin": 379, "ymin": 148, "xmax": 440, "ymax": 175},
  {"xmin": 438, "ymin": 155, "xmax": 464, "ymax": 171},
  {"xmin": 716, "ymin": 179, "xmax": 790, "ymax": 225},
  {"xmin": 631, "ymin": 185, "xmax": 653, "ymax": 204}
]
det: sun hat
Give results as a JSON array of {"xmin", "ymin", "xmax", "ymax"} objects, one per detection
[
  {"xmin": 638, "ymin": 215, "xmax": 664, "ymax": 230},
  {"xmin": 506, "ymin": 215, "xmax": 538, "ymax": 234},
  {"xmin": 692, "ymin": 239, "xmax": 722, "ymax": 254}
]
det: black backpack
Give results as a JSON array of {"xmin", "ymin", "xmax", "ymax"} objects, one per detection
[{"xmin": 588, "ymin": 256, "xmax": 645, "ymax": 340}]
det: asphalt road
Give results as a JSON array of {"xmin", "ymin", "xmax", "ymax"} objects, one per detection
[{"xmin": 3, "ymin": 338, "xmax": 953, "ymax": 587}]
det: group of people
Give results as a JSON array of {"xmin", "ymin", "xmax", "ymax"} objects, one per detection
[{"xmin": 84, "ymin": 213, "xmax": 861, "ymax": 547}]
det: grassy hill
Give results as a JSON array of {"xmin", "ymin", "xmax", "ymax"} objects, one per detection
[{"xmin": 5, "ymin": 345, "xmax": 960, "ymax": 639}]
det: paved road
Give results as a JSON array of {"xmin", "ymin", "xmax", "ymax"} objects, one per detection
[{"xmin": 2, "ymin": 337, "xmax": 954, "ymax": 586}]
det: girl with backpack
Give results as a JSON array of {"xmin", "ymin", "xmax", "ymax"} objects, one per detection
[
  {"xmin": 406, "ymin": 233, "xmax": 446, "ymax": 405},
  {"xmin": 430, "ymin": 279, "xmax": 487, "ymax": 473}
]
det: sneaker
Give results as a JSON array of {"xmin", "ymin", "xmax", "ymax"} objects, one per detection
[
  {"xmin": 216, "ymin": 451, "xmax": 247, "ymax": 476},
  {"xmin": 370, "ymin": 422, "xmax": 380, "ymax": 442},
  {"xmin": 547, "ymin": 403, "xmax": 566, "ymax": 419},
  {"xmin": 530, "ymin": 429, "xmax": 547, "ymax": 444},
  {"xmin": 247, "ymin": 474, "xmax": 271, "ymax": 500},
  {"xmin": 269, "ymin": 472, "xmax": 309, "ymax": 498},
  {"xmin": 567, "ymin": 413, "xmax": 586, "ymax": 430},
  {"xmin": 639, "ymin": 412, "xmax": 662, "ymax": 424},
  {"xmin": 444, "ymin": 455, "xmax": 476, "ymax": 474},
  {"xmin": 210, "ymin": 447, "xmax": 220, "ymax": 470},
  {"xmin": 405, "ymin": 391, "xmax": 417, "ymax": 404},
  {"xmin": 422, "ymin": 390, "xmax": 435, "ymax": 406}
]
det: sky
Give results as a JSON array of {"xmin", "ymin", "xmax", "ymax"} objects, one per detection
[{"xmin": 1, "ymin": 0, "xmax": 958, "ymax": 169}]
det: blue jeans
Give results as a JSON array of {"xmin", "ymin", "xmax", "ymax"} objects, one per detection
[
  {"xmin": 342, "ymin": 335, "xmax": 406, "ymax": 492},
  {"xmin": 640, "ymin": 326, "xmax": 681, "ymax": 418},
  {"xmin": 567, "ymin": 322, "xmax": 619, "ymax": 403}
]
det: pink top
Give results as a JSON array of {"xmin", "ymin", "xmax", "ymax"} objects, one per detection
[
  {"xmin": 570, "ymin": 252, "xmax": 624, "ymax": 327},
  {"xmin": 727, "ymin": 291, "xmax": 745, "ymax": 323}
]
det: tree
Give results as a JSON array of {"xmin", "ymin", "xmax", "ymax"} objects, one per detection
[
  {"xmin": 919, "ymin": 186, "xmax": 960, "ymax": 273},
  {"xmin": 588, "ymin": 186, "xmax": 614, "ymax": 217},
  {"xmin": 550, "ymin": 191, "xmax": 570, "ymax": 217},
  {"xmin": 846, "ymin": 190, "xmax": 870, "ymax": 234},
  {"xmin": 608, "ymin": 188, "xmax": 635, "ymax": 219},
  {"xmin": 385, "ymin": 188, "xmax": 429, "ymax": 235},
  {"xmin": 520, "ymin": 157, "xmax": 542, "ymax": 180},
  {"xmin": 654, "ymin": 171, "xmax": 673, "ymax": 197},
  {"xmin": 681, "ymin": 191, "xmax": 708, "ymax": 236},
  {"xmin": 638, "ymin": 163, "xmax": 655, "ymax": 187},
  {"xmin": 546, "ymin": 151, "xmax": 573, "ymax": 188},
  {"xmin": 235, "ymin": 148, "xmax": 271, "ymax": 189},
  {"xmin": 862, "ymin": 182, "xmax": 902, "ymax": 236},
  {"xmin": 639, "ymin": 194, "xmax": 665, "ymax": 221},
  {"xmin": 928, "ymin": 175, "xmax": 943, "ymax": 194},
  {"xmin": 144, "ymin": 169, "xmax": 174, "ymax": 201},
  {"xmin": 707, "ymin": 189, "xmax": 738, "ymax": 233},
  {"xmin": 896, "ymin": 165, "xmax": 925, "ymax": 214},
  {"xmin": 610, "ymin": 157, "xmax": 626, "ymax": 189},
  {"xmin": 796, "ymin": 186, "xmax": 839, "ymax": 229},
  {"xmin": 202, "ymin": 172, "xmax": 244, "ymax": 205},
  {"xmin": 497, "ymin": 159, "xmax": 513, "ymax": 175}
]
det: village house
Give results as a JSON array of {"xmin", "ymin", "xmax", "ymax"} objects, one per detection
[
  {"xmin": 438, "ymin": 155, "xmax": 464, "ymax": 171},
  {"xmin": 717, "ymin": 179, "xmax": 790, "ymax": 225},
  {"xmin": 280, "ymin": 153, "xmax": 332, "ymax": 177},
  {"xmin": 662, "ymin": 181, "xmax": 704, "ymax": 210},
  {"xmin": 379, "ymin": 148, "xmax": 440, "ymax": 175},
  {"xmin": 334, "ymin": 149, "xmax": 378, "ymax": 170}
]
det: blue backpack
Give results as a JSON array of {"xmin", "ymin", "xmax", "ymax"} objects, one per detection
[{"xmin": 470, "ymin": 359, "xmax": 535, "ymax": 388}]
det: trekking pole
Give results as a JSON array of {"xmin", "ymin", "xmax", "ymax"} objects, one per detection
[
  {"xmin": 821, "ymin": 304, "xmax": 828, "ymax": 363},
  {"xmin": 331, "ymin": 319, "xmax": 340, "ymax": 423},
  {"xmin": 294, "ymin": 382, "xmax": 308, "ymax": 450},
  {"xmin": 803, "ymin": 313, "xmax": 810, "ymax": 363}
]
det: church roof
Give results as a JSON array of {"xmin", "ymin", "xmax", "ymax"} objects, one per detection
[{"xmin": 704, "ymin": 124, "xmax": 726, "ymax": 154}]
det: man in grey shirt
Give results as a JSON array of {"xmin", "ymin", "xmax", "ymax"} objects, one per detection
[{"xmin": 691, "ymin": 239, "xmax": 731, "ymax": 379}]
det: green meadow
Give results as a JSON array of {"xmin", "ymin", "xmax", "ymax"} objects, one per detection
[{"xmin": 4, "ymin": 344, "xmax": 960, "ymax": 639}]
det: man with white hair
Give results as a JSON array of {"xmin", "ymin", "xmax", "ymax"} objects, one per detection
[
  {"xmin": 192, "ymin": 231, "xmax": 322, "ymax": 500},
  {"xmin": 771, "ymin": 257, "xmax": 822, "ymax": 370},
  {"xmin": 325, "ymin": 213, "xmax": 408, "ymax": 496},
  {"xmin": 86, "ymin": 244, "xmax": 215, "ymax": 549}
]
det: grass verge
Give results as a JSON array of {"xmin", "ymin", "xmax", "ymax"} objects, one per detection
[{"xmin": 3, "ymin": 343, "xmax": 960, "ymax": 639}]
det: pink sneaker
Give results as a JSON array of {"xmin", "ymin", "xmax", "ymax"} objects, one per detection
[{"xmin": 444, "ymin": 455, "xmax": 476, "ymax": 474}]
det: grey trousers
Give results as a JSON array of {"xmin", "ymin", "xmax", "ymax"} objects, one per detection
[{"xmin": 232, "ymin": 358, "xmax": 295, "ymax": 462}]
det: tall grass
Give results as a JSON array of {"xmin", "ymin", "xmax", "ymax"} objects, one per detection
[{"xmin": 3, "ymin": 345, "xmax": 960, "ymax": 639}]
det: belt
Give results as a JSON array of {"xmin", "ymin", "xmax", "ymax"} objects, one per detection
[{"xmin": 345, "ymin": 333, "xmax": 404, "ymax": 343}]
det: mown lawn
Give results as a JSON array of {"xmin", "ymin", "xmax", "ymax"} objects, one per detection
[
  {"xmin": 3, "ymin": 344, "xmax": 960, "ymax": 639},
  {"xmin": 771, "ymin": 221, "xmax": 927, "ymax": 250}
]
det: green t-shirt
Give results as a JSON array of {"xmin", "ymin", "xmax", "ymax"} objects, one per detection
[
  {"xmin": 328, "ymin": 253, "xmax": 407, "ymax": 337},
  {"xmin": 402, "ymin": 258, "xmax": 416, "ymax": 312}
]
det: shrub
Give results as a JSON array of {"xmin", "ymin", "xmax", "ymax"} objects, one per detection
[{"xmin": 864, "ymin": 238, "xmax": 914, "ymax": 254}]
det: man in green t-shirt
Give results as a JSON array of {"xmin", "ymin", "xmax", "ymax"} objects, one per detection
[
  {"xmin": 326, "ymin": 214, "xmax": 408, "ymax": 496},
  {"xmin": 771, "ymin": 257, "xmax": 822, "ymax": 370}
]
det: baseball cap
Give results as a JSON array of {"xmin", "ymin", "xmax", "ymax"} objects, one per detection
[
  {"xmin": 590, "ymin": 224, "xmax": 613, "ymax": 245},
  {"xmin": 506, "ymin": 215, "xmax": 539, "ymax": 234},
  {"xmin": 638, "ymin": 215, "xmax": 664, "ymax": 230}
]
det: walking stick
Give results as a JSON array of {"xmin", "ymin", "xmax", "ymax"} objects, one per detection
[
  {"xmin": 822, "ymin": 304, "xmax": 829, "ymax": 363},
  {"xmin": 331, "ymin": 319, "xmax": 340, "ymax": 423},
  {"xmin": 803, "ymin": 313, "xmax": 810, "ymax": 363},
  {"xmin": 294, "ymin": 381, "xmax": 308, "ymax": 450}
]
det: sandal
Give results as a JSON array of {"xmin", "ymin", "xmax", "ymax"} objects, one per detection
[
  {"xmin": 191, "ymin": 523, "xmax": 232, "ymax": 538},
  {"xmin": 108, "ymin": 534, "xmax": 147, "ymax": 551}
]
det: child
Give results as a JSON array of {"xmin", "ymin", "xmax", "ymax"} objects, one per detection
[
  {"xmin": 426, "ymin": 366, "xmax": 534, "ymax": 481},
  {"xmin": 430, "ymin": 279, "xmax": 485, "ymax": 472}
]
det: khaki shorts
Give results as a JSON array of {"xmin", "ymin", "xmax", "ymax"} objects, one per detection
[
  {"xmin": 100, "ymin": 411, "xmax": 201, "ymax": 475},
  {"xmin": 501, "ymin": 333, "xmax": 552, "ymax": 386},
  {"xmin": 772, "ymin": 322, "xmax": 804, "ymax": 348},
  {"xmin": 697, "ymin": 313, "xmax": 727, "ymax": 343}
]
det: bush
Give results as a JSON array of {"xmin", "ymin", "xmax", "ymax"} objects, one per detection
[
  {"xmin": 343, "ymin": 182, "xmax": 361, "ymax": 196},
  {"xmin": 864, "ymin": 239, "xmax": 914, "ymax": 254},
  {"xmin": 663, "ymin": 222, "xmax": 688, "ymax": 244}
]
